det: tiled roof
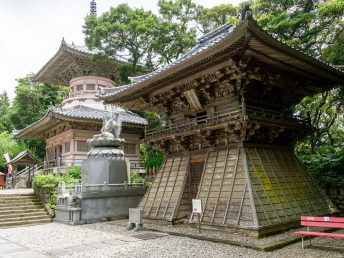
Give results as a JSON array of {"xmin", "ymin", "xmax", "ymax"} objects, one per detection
[
  {"xmin": 14, "ymin": 105, "xmax": 147, "ymax": 138},
  {"xmin": 64, "ymin": 42, "xmax": 128, "ymax": 63},
  {"xmin": 99, "ymin": 18, "xmax": 344, "ymax": 100},
  {"xmin": 8, "ymin": 150, "xmax": 39, "ymax": 164},
  {"xmin": 97, "ymin": 84, "xmax": 133, "ymax": 98},
  {"xmin": 54, "ymin": 105, "xmax": 147, "ymax": 125}
]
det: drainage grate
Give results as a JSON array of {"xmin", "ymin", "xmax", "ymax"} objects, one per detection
[{"xmin": 132, "ymin": 232, "xmax": 168, "ymax": 240}]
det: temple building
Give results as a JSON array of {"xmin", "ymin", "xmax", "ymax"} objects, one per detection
[
  {"xmin": 15, "ymin": 40, "xmax": 147, "ymax": 170},
  {"xmin": 99, "ymin": 13, "xmax": 344, "ymax": 236}
]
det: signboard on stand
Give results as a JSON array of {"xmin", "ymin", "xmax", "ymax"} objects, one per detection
[{"xmin": 192, "ymin": 199, "xmax": 202, "ymax": 232}]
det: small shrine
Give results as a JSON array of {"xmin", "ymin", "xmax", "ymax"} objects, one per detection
[
  {"xmin": 8, "ymin": 150, "xmax": 39, "ymax": 188},
  {"xmin": 99, "ymin": 9, "xmax": 344, "ymax": 236}
]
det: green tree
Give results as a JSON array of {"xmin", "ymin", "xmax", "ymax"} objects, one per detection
[
  {"xmin": 152, "ymin": 0, "xmax": 197, "ymax": 65},
  {"xmin": 0, "ymin": 91, "xmax": 13, "ymax": 132},
  {"xmin": 10, "ymin": 76, "xmax": 67, "ymax": 130},
  {"xmin": 10, "ymin": 76, "xmax": 68, "ymax": 160},
  {"xmin": 252, "ymin": 0, "xmax": 344, "ymax": 57},
  {"xmin": 0, "ymin": 132, "xmax": 27, "ymax": 167},
  {"xmin": 195, "ymin": 4, "xmax": 239, "ymax": 34},
  {"xmin": 84, "ymin": 4, "xmax": 158, "ymax": 75},
  {"xmin": 294, "ymin": 88, "xmax": 344, "ymax": 153}
]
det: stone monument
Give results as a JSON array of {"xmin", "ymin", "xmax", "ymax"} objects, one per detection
[
  {"xmin": 83, "ymin": 106, "xmax": 127, "ymax": 184},
  {"xmin": 54, "ymin": 105, "xmax": 146, "ymax": 225}
]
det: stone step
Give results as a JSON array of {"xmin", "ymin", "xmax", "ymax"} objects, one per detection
[
  {"xmin": 0, "ymin": 218, "xmax": 51, "ymax": 228},
  {"xmin": 0, "ymin": 199, "xmax": 41, "ymax": 205},
  {"xmin": 0, "ymin": 214, "xmax": 51, "ymax": 223},
  {"xmin": 0, "ymin": 211, "xmax": 47, "ymax": 219},
  {"xmin": 0, "ymin": 203, "xmax": 44, "ymax": 211},
  {"xmin": 0, "ymin": 204, "xmax": 44, "ymax": 210},
  {"xmin": 0, "ymin": 208, "xmax": 45, "ymax": 215},
  {"xmin": 0, "ymin": 195, "xmax": 37, "ymax": 199}
]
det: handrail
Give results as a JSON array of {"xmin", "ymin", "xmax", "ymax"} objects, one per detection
[
  {"xmin": 146, "ymin": 105, "xmax": 242, "ymax": 137},
  {"xmin": 16, "ymin": 163, "xmax": 43, "ymax": 177},
  {"xmin": 145, "ymin": 104, "xmax": 308, "ymax": 138}
]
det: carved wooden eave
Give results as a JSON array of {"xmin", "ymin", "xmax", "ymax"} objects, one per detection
[
  {"xmin": 101, "ymin": 18, "xmax": 344, "ymax": 107},
  {"xmin": 32, "ymin": 41, "xmax": 124, "ymax": 85}
]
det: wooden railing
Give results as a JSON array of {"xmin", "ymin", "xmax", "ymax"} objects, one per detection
[
  {"xmin": 145, "ymin": 105, "xmax": 306, "ymax": 138},
  {"xmin": 245, "ymin": 105, "xmax": 303, "ymax": 122},
  {"xmin": 146, "ymin": 106, "xmax": 242, "ymax": 138}
]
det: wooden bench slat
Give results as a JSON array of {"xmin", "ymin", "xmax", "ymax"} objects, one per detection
[
  {"xmin": 294, "ymin": 231, "xmax": 344, "ymax": 239},
  {"xmin": 301, "ymin": 221, "xmax": 344, "ymax": 229},
  {"xmin": 301, "ymin": 216, "xmax": 344, "ymax": 223}
]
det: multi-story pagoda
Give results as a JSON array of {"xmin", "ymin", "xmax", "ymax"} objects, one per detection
[
  {"xmin": 15, "ymin": 40, "xmax": 147, "ymax": 170},
  {"xmin": 99, "ymin": 12, "xmax": 344, "ymax": 236}
]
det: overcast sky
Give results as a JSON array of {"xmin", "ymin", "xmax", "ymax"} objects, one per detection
[{"xmin": 0, "ymin": 0, "xmax": 244, "ymax": 100}]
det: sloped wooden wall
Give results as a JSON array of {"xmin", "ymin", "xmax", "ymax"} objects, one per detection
[
  {"xmin": 191, "ymin": 148, "xmax": 256, "ymax": 228},
  {"xmin": 192, "ymin": 146, "xmax": 330, "ymax": 230},
  {"xmin": 139, "ymin": 155, "xmax": 190, "ymax": 221},
  {"xmin": 139, "ymin": 146, "xmax": 330, "ymax": 234},
  {"xmin": 246, "ymin": 147, "xmax": 329, "ymax": 227}
]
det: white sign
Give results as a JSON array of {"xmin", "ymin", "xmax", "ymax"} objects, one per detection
[
  {"xmin": 192, "ymin": 199, "xmax": 202, "ymax": 214},
  {"xmin": 323, "ymin": 216, "xmax": 330, "ymax": 222}
]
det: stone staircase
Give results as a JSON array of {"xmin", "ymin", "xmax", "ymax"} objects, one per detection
[{"xmin": 0, "ymin": 194, "xmax": 51, "ymax": 228}]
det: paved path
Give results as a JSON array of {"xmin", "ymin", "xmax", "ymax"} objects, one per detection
[
  {"xmin": 0, "ymin": 223, "xmax": 343, "ymax": 258},
  {"xmin": 0, "ymin": 188, "xmax": 34, "ymax": 195},
  {"xmin": 0, "ymin": 236, "xmax": 48, "ymax": 258}
]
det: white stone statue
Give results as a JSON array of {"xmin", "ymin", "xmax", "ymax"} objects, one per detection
[{"xmin": 101, "ymin": 106, "xmax": 122, "ymax": 139}]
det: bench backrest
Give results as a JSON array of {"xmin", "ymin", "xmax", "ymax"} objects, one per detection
[{"xmin": 301, "ymin": 216, "xmax": 344, "ymax": 229}]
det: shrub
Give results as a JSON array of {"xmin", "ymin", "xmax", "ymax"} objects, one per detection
[
  {"xmin": 67, "ymin": 166, "xmax": 82, "ymax": 180},
  {"xmin": 33, "ymin": 174, "xmax": 79, "ymax": 217},
  {"xmin": 130, "ymin": 171, "xmax": 152, "ymax": 188}
]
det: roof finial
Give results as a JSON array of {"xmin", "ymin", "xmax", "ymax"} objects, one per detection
[
  {"xmin": 241, "ymin": 2, "xmax": 252, "ymax": 21},
  {"xmin": 61, "ymin": 37, "xmax": 66, "ymax": 45},
  {"xmin": 90, "ymin": 0, "xmax": 97, "ymax": 15}
]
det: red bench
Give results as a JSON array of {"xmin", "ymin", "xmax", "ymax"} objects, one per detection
[{"xmin": 294, "ymin": 216, "xmax": 344, "ymax": 249}]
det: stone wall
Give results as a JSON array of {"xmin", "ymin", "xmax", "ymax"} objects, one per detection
[
  {"xmin": 34, "ymin": 187, "xmax": 53, "ymax": 217},
  {"xmin": 321, "ymin": 183, "xmax": 344, "ymax": 213}
]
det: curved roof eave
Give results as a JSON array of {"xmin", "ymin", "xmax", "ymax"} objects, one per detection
[{"xmin": 99, "ymin": 18, "xmax": 344, "ymax": 103}]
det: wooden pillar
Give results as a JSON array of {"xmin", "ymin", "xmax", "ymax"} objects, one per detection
[{"xmin": 12, "ymin": 165, "xmax": 17, "ymax": 188}]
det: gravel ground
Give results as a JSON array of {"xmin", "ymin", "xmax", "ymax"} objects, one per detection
[
  {"xmin": 111, "ymin": 219, "xmax": 299, "ymax": 247},
  {"xmin": 0, "ymin": 188, "xmax": 34, "ymax": 195},
  {"xmin": 0, "ymin": 222, "xmax": 343, "ymax": 258}
]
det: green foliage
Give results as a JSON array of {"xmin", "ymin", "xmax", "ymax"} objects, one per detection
[
  {"xmin": 84, "ymin": 4, "xmax": 158, "ymax": 73},
  {"xmin": 0, "ymin": 132, "xmax": 27, "ymax": 167},
  {"xmin": 296, "ymin": 145, "xmax": 344, "ymax": 187},
  {"xmin": 83, "ymin": 0, "xmax": 240, "ymax": 78},
  {"xmin": 130, "ymin": 171, "xmax": 152, "ymax": 188},
  {"xmin": 0, "ymin": 91, "xmax": 13, "ymax": 132},
  {"xmin": 33, "ymin": 174, "xmax": 78, "ymax": 192},
  {"xmin": 49, "ymin": 192, "xmax": 57, "ymax": 216},
  {"xmin": 140, "ymin": 144, "xmax": 165, "ymax": 170},
  {"xmin": 252, "ymin": 0, "xmax": 344, "ymax": 58},
  {"xmin": 33, "ymin": 174, "xmax": 79, "ymax": 217},
  {"xmin": 195, "ymin": 4, "xmax": 239, "ymax": 34},
  {"xmin": 10, "ymin": 76, "xmax": 68, "ymax": 130},
  {"xmin": 67, "ymin": 166, "xmax": 82, "ymax": 180},
  {"xmin": 6, "ymin": 76, "xmax": 68, "ymax": 160},
  {"xmin": 130, "ymin": 171, "xmax": 145, "ymax": 184},
  {"xmin": 293, "ymin": 89, "xmax": 344, "ymax": 152},
  {"xmin": 152, "ymin": 0, "xmax": 197, "ymax": 65}
]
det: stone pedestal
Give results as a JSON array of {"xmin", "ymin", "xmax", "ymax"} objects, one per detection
[
  {"xmin": 127, "ymin": 208, "xmax": 144, "ymax": 231},
  {"xmin": 55, "ymin": 111, "xmax": 146, "ymax": 225},
  {"xmin": 82, "ymin": 158, "xmax": 127, "ymax": 185}
]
